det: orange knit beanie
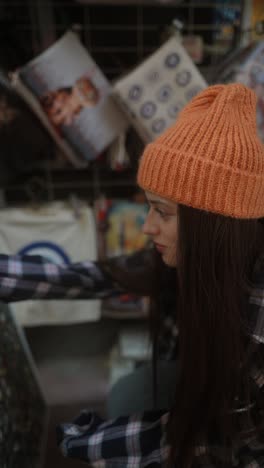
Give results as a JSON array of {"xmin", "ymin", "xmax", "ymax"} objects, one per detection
[{"xmin": 137, "ymin": 83, "xmax": 264, "ymax": 218}]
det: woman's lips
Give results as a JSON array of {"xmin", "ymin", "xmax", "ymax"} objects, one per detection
[{"xmin": 155, "ymin": 243, "xmax": 166, "ymax": 253}]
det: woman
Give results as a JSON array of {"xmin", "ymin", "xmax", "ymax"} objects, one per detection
[{"xmin": 1, "ymin": 83, "xmax": 264, "ymax": 466}]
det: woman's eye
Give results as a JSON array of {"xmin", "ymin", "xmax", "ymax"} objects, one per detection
[{"xmin": 156, "ymin": 208, "xmax": 169, "ymax": 219}]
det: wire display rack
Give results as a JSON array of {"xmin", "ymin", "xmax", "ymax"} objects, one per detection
[{"xmin": 0, "ymin": 0, "xmax": 244, "ymax": 203}]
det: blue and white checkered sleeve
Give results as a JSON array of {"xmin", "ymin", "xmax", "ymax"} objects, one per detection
[
  {"xmin": 0, "ymin": 254, "xmax": 124, "ymax": 301},
  {"xmin": 57, "ymin": 409, "xmax": 170, "ymax": 467}
]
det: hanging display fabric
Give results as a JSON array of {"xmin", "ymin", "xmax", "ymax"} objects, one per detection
[{"xmin": 0, "ymin": 201, "xmax": 101, "ymax": 325}]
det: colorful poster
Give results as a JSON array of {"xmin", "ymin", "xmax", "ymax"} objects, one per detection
[
  {"xmin": 105, "ymin": 200, "xmax": 148, "ymax": 257},
  {"xmin": 103, "ymin": 200, "xmax": 149, "ymax": 315}
]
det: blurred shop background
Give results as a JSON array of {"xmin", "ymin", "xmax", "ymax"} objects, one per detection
[{"xmin": 0, "ymin": 1, "xmax": 263, "ymax": 467}]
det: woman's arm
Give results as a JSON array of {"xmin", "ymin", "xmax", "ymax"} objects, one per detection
[
  {"xmin": 57, "ymin": 409, "xmax": 169, "ymax": 467},
  {"xmin": 0, "ymin": 249, "xmax": 155, "ymax": 302}
]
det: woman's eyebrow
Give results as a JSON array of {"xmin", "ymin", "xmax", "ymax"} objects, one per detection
[{"xmin": 147, "ymin": 199, "xmax": 171, "ymax": 207}]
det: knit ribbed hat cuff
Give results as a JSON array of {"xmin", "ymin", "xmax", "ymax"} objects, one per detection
[{"xmin": 137, "ymin": 143, "xmax": 264, "ymax": 219}]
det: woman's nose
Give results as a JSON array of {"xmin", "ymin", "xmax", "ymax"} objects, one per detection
[{"xmin": 142, "ymin": 211, "xmax": 159, "ymax": 236}]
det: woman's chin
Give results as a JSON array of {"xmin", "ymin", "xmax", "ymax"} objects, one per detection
[{"xmin": 162, "ymin": 253, "xmax": 177, "ymax": 268}]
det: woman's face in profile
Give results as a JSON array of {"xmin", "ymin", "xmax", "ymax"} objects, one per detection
[{"xmin": 143, "ymin": 191, "xmax": 178, "ymax": 267}]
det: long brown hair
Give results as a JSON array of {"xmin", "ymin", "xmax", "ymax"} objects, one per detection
[{"xmin": 151, "ymin": 204, "xmax": 264, "ymax": 467}]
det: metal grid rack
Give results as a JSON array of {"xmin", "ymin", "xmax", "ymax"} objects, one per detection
[
  {"xmin": 2, "ymin": 1, "xmax": 243, "ymax": 79},
  {"xmin": 0, "ymin": 0, "xmax": 244, "ymax": 203}
]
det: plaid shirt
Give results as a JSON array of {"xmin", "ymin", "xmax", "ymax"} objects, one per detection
[{"xmin": 1, "ymin": 252, "xmax": 264, "ymax": 466}]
